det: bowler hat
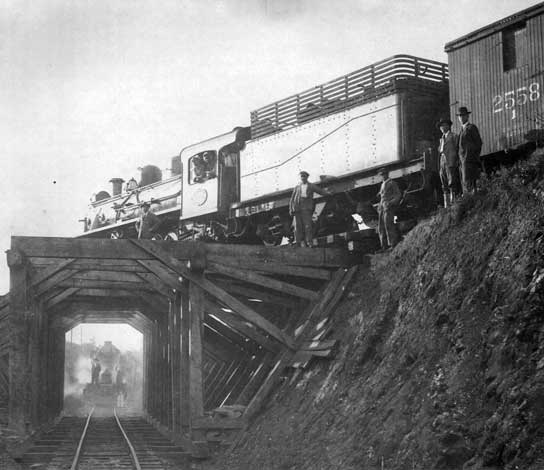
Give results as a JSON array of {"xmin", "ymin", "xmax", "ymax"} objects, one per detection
[
  {"xmin": 437, "ymin": 117, "xmax": 453, "ymax": 127},
  {"xmin": 299, "ymin": 171, "xmax": 309, "ymax": 177},
  {"xmin": 456, "ymin": 106, "xmax": 471, "ymax": 116},
  {"xmin": 142, "ymin": 201, "xmax": 151, "ymax": 207},
  {"xmin": 377, "ymin": 167, "xmax": 388, "ymax": 175}
]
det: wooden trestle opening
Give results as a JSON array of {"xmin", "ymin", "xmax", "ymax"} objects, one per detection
[{"xmin": 0, "ymin": 237, "xmax": 358, "ymax": 456}]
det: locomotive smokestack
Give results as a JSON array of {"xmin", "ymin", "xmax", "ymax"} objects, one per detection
[{"xmin": 109, "ymin": 178, "xmax": 125, "ymax": 196}]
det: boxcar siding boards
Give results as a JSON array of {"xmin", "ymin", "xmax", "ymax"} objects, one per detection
[{"xmin": 446, "ymin": 8, "xmax": 544, "ymax": 155}]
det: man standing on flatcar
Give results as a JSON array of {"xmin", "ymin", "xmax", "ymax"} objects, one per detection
[
  {"xmin": 136, "ymin": 201, "xmax": 161, "ymax": 239},
  {"xmin": 377, "ymin": 168, "xmax": 402, "ymax": 250},
  {"xmin": 437, "ymin": 118, "xmax": 460, "ymax": 207},
  {"xmin": 457, "ymin": 106, "xmax": 483, "ymax": 194},
  {"xmin": 289, "ymin": 171, "xmax": 332, "ymax": 247}
]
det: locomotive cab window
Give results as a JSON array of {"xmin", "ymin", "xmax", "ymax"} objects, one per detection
[
  {"xmin": 188, "ymin": 150, "xmax": 217, "ymax": 185},
  {"xmin": 502, "ymin": 22, "xmax": 527, "ymax": 72}
]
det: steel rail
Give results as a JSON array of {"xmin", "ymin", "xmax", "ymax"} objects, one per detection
[
  {"xmin": 114, "ymin": 407, "xmax": 142, "ymax": 470},
  {"xmin": 69, "ymin": 406, "xmax": 95, "ymax": 470}
]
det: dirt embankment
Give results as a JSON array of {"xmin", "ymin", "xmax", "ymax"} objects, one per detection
[{"xmin": 201, "ymin": 151, "xmax": 544, "ymax": 470}]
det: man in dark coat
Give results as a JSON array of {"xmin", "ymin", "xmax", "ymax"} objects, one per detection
[
  {"xmin": 457, "ymin": 106, "xmax": 483, "ymax": 194},
  {"xmin": 289, "ymin": 171, "xmax": 332, "ymax": 247},
  {"xmin": 136, "ymin": 202, "xmax": 161, "ymax": 239},
  {"xmin": 91, "ymin": 358, "xmax": 101, "ymax": 385},
  {"xmin": 437, "ymin": 118, "xmax": 460, "ymax": 207}
]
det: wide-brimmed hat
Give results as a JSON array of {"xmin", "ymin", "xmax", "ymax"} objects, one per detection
[
  {"xmin": 456, "ymin": 106, "xmax": 471, "ymax": 116},
  {"xmin": 299, "ymin": 171, "xmax": 309, "ymax": 177},
  {"xmin": 437, "ymin": 117, "xmax": 453, "ymax": 127}
]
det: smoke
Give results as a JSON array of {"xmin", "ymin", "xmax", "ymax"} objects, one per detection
[{"xmin": 63, "ymin": 338, "xmax": 144, "ymax": 414}]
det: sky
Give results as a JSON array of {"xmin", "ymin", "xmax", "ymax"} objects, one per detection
[
  {"xmin": 1, "ymin": 0, "xmax": 541, "ymax": 298},
  {"xmin": 65, "ymin": 323, "xmax": 143, "ymax": 352}
]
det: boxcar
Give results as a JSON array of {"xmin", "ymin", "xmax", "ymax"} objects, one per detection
[{"xmin": 445, "ymin": 2, "xmax": 544, "ymax": 157}]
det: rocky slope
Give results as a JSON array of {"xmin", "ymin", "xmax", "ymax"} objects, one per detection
[{"xmin": 201, "ymin": 150, "xmax": 544, "ymax": 470}]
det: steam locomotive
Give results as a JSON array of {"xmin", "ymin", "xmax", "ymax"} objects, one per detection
[
  {"xmin": 83, "ymin": 341, "xmax": 123, "ymax": 407},
  {"xmin": 81, "ymin": 55, "xmax": 448, "ymax": 247},
  {"xmin": 80, "ymin": 4, "xmax": 544, "ymax": 247}
]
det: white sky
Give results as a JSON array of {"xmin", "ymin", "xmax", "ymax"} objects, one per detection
[
  {"xmin": 1, "ymin": 0, "xmax": 541, "ymax": 294},
  {"xmin": 66, "ymin": 323, "xmax": 143, "ymax": 351}
]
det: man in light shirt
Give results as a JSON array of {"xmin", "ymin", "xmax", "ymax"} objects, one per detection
[
  {"xmin": 289, "ymin": 171, "xmax": 332, "ymax": 247},
  {"xmin": 377, "ymin": 168, "xmax": 402, "ymax": 250}
]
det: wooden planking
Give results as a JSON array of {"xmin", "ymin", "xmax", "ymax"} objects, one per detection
[
  {"xmin": 129, "ymin": 240, "xmax": 296, "ymax": 349},
  {"xmin": 58, "ymin": 279, "xmax": 152, "ymax": 291},
  {"xmin": 244, "ymin": 267, "xmax": 355, "ymax": 420},
  {"xmin": 70, "ymin": 259, "xmax": 148, "ymax": 272},
  {"xmin": 12, "ymin": 237, "xmax": 189, "ymax": 260},
  {"xmin": 69, "ymin": 270, "xmax": 144, "ymax": 283},
  {"xmin": 201, "ymin": 280, "xmax": 296, "ymax": 349},
  {"xmin": 206, "ymin": 255, "xmax": 332, "ymax": 280},
  {"xmin": 192, "ymin": 417, "xmax": 245, "ymax": 430},
  {"xmin": 137, "ymin": 273, "xmax": 176, "ymax": 300},
  {"xmin": 29, "ymin": 258, "xmax": 76, "ymax": 287},
  {"xmin": 207, "ymin": 262, "xmax": 319, "ymax": 301},
  {"xmin": 13, "ymin": 237, "xmax": 352, "ymax": 268},
  {"xmin": 212, "ymin": 280, "xmax": 300, "ymax": 308},
  {"xmin": 33, "ymin": 269, "xmax": 80, "ymax": 297},
  {"xmin": 196, "ymin": 244, "xmax": 352, "ymax": 268},
  {"xmin": 44, "ymin": 288, "xmax": 80, "ymax": 310},
  {"xmin": 136, "ymin": 259, "xmax": 182, "ymax": 292},
  {"xmin": 205, "ymin": 300, "xmax": 280, "ymax": 354},
  {"xmin": 204, "ymin": 314, "xmax": 261, "ymax": 357},
  {"xmin": 72, "ymin": 288, "xmax": 136, "ymax": 298}
]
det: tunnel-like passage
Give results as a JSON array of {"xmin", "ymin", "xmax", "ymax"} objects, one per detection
[{"xmin": 0, "ymin": 237, "xmax": 354, "ymax": 454}]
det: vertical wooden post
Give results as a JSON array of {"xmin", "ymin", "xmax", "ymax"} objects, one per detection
[
  {"xmin": 55, "ymin": 327, "xmax": 65, "ymax": 416},
  {"xmin": 150, "ymin": 321, "xmax": 159, "ymax": 418},
  {"xmin": 142, "ymin": 332, "xmax": 148, "ymax": 412},
  {"xmin": 172, "ymin": 292, "xmax": 182, "ymax": 434},
  {"xmin": 38, "ymin": 306, "xmax": 49, "ymax": 423},
  {"xmin": 30, "ymin": 298, "xmax": 43, "ymax": 428},
  {"xmin": 189, "ymin": 281, "xmax": 204, "ymax": 421},
  {"xmin": 180, "ymin": 282, "xmax": 191, "ymax": 436},
  {"xmin": 168, "ymin": 300, "xmax": 174, "ymax": 430},
  {"xmin": 189, "ymin": 280, "xmax": 208, "ymax": 456},
  {"xmin": 7, "ymin": 248, "xmax": 30, "ymax": 432}
]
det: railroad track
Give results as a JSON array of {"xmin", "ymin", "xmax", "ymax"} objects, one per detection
[{"xmin": 21, "ymin": 407, "xmax": 189, "ymax": 469}]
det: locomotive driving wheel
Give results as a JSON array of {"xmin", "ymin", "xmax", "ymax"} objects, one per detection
[
  {"xmin": 110, "ymin": 229, "xmax": 124, "ymax": 239},
  {"xmin": 256, "ymin": 214, "xmax": 291, "ymax": 246}
]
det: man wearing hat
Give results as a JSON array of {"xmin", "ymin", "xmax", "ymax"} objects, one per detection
[
  {"xmin": 437, "ymin": 117, "xmax": 460, "ymax": 207},
  {"xmin": 136, "ymin": 201, "xmax": 161, "ymax": 239},
  {"xmin": 376, "ymin": 167, "xmax": 402, "ymax": 250},
  {"xmin": 289, "ymin": 171, "xmax": 333, "ymax": 247},
  {"xmin": 457, "ymin": 106, "xmax": 483, "ymax": 194}
]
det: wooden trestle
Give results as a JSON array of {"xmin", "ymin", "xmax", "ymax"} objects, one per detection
[{"xmin": 0, "ymin": 237, "xmax": 357, "ymax": 455}]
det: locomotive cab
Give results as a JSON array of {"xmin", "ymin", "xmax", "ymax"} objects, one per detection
[{"xmin": 179, "ymin": 127, "xmax": 249, "ymax": 236}]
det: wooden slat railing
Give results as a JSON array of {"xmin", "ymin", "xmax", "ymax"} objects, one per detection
[{"xmin": 251, "ymin": 54, "xmax": 448, "ymax": 139}]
